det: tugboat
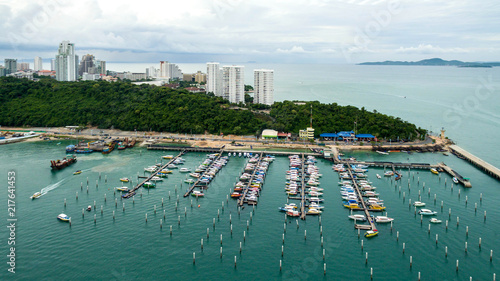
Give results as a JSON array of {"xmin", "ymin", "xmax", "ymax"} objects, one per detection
[{"xmin": 50, "ymin": 155, "xmax": 77, "ymax": 170}]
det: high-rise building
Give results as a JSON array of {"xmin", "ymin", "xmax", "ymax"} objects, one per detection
[
  {"xmin": 159, "ymin": 61, "xmax": 182, "ymax": 80},
  {"xmin": 4, "ymin": 59, "xmax": 17, "ymax": 75},
  {"xmin": 17, "ymin": 62, "xmax": 30, "ymax": 71},
  {"xmin": 55, "ymin": 40, "xmax": 78, "ymax": 81},
  {"xmin": 34, "ymin": 57, "xmax": 43, "ymax": 71},
  {"xmin": 78, "ymin": 54, "xmax": 95, "ymax": 76},
  {"xmin": 222, "ymin": 65, "xmax": 244, "ymax": 104},
  {"xmin": 146, "ymin": 66, "xmax": 157, "ymax": 78},
  {"xmin": 254, "ymin": 69, "xmax": 274, "ymax": 105},
  {"xmin": 50, "ymin": 59, "xmax": 55, "ymax": 71},
  {"xmin": 98, "ymin": 61, "xmax": 106, "ymax": 75},
  {"xmin": 0, "ymin": 67, "xmax": 6, "ymax": 77},
  {"xmin": 206, "ymin": 62, "xmax": 222, "ymax": 96}
]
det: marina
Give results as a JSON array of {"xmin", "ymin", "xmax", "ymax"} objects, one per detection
[{"xmin": 183, "ymin": 150, "xmax": 227, "ymax": 197}]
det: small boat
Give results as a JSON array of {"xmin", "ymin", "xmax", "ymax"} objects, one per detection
[
  {"xmin": 192, "ymin": 191, "xmax": 205, "ymax": 197},
  {"xmin": 30, "ymin": 192, "xmax": 42, "ymax": 199},
  {"xmin": 284, "ymin": 203, "xmax": 298, "ymax": 209},
  {"xmin": 86, "ymin": 205, "xmax": 92, "ymax": 212},
  {"xmin": 375, "ymin": 216, "xmax": 394, "ymax": 223},
  {"xmin": 307, "ymin": 208, "xmax": 322, "ymax": 215},
  {"xmin": 418, "ymin": 209, "xmax": 437, "ymax": 216},
  {"xmin": 430, "ymin": 168, "xmax": 439, "ymax": 175},
  {"xmin": 384, "ymin": 171, "xmax": 394, "ymax": 177},
  {"xmin": 189, "ymin": 173, "xmax": 200, "ymax": 178},
  {"xmin": 364, "ymin": 230, "xmax": 378, "ymax": 238},
  {"xmin": 184, "ymin": 179, "xmax": 195, "ymax": 184},
  {"xmin": 73, "ymin": 170, "xmax": 82, "ymax": 175},
  {"xmin": 348, "ymin": 214, "xmax": 367, "ymax": 221},
  {"xmin": 143, "ymin": 182, "xmax": 156, "ymax": 188},
  {"xmin": 162, "ymin": 155, "xmax": 174, "ymax": 159},
  {"xmin": 286, "ymin": 210, "xmax": 300, "ymax": 217},
  {"xmin": 116, "ymin": 186, "xmax": 129, "ymax": 192},
  {"xmin": 120, "ymin": 178, "xmax": 130, "ymax": 182},
  {"xmin": 230, "ymin": 192, "xmax": 242, "ymax": 198},
  {"xmin": 57, "ymin": 214, "xmax": 70, "ymax": 222},
  {"xmin": 167, "ymin": 164, "xmax": 177, "ymax": 169},
  {"xmin": 452, "ymin": 177, "xmax": 459, "ymax": 184},
  {"xmin": 179, "ymin": 168, "xmax": 191, "ymax": 173},
  {"xmin": 376, "ymin": 150, "xmax": 389, "ymax": 155},
  {"xmin": 430, "ymin": 218, "xmax": 442, "ymax": 224},
  {"xmin": 150, "ymin": 176, "xmax": 163, "ymax": 181},
  {"xmin": 144, "ymin": 167, "xmax": 157, "ymax": 173},
  {"xmin": 376, "ymin": 174, "xmax": 381, "ymax": 179},
  {"xmin": 413, "ymin": 201, "xmax": 426, "ymax": 207}
]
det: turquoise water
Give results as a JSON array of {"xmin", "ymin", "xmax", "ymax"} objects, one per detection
[{"xmin": 1, "ymin": 141, "xmax": 499, "ymax": 280}]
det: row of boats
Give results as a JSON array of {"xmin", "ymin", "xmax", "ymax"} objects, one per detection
[
  {"xmin": 279, "ymin": 155, "xmax": 323, "ymax": 216},
  {"xmin": 231, "ymin": 154, "xmax": 274, "ymax": 204},
  {"xmin": 187, "ymin": 153, "xmax": 230, "ymax": 196}
]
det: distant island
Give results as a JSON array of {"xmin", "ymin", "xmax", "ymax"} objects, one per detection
[{"xmin": 359, "ymin": 58, "xmax": 499, "ymax": 67}]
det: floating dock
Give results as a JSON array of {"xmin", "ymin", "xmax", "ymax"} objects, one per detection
[
  {"xmin": 299, "ymin": 154, "xmax": 306, "ymax": 220},
  {"xmin": 437, "ymin": 162, "xmax": 472, "ymax": 187},
  {"xmin": 122, "ymin": 151, "xmax": 185, "ymax": 199},
  {"xmin": 238, "ymin": 152, "xmax": 264, "ymax": 206},
  {"xmin": 449, "ymin": 145, "xmax": 500, "ymax": 181},
  {"xmin": 183, "ymin": 150, "xmax": 225, "ymax": 197},
  {"xmin": 147, "ymin": 144, "xmax": 322, "ymax": 156},
  {"xmin": 344, "ymin": 164, "xmax": 377, "ymax": 231}
]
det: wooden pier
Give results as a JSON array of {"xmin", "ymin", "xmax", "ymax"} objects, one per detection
[
  {"xmin": 183, "ymin": 150, "xmax": 225, "ymax": 197},
  {"xmin": 122, "ymin": 151, "xmax": 185, "ymax": 199},
  {"xmin": 449, "ymin": 145, "xmax": 500, "ymax": 181},
  {"xmin": 437, "ymin": 162, "xmax": 472, "ymax": 188},
  {"xmin": 238, "ymin": 153, "xmax": 264, "ymax": 206},
  {"xmin": 299, "ymin": 154, "xmax": 307, "ymax": 220},
  {"xmin": 344, "ymin": 163, "xmax": 376, "ymax": 231},
  {"xmin": 147, "ymin": 144, "xmax": 322, "ymax": 157}
]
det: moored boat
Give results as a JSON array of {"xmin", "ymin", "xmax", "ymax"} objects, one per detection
[
  {"xmin": 364, "ymin": 230, "xmax": 378, "ymax": 238},
  {"xmin": 120, "ymin": 178, "xmax": 130, "ymax": 182},
  {"xmin": 418, "ymin": 209, "xmax": 437, "ymax": 216},
  {"xmin": 57, "ymin": 214, "xmax": 70, "ymax": 221},
  {"xmin": 50, "ymin": 155, "xmax": 77, "ymax": 170},
  {"xmin": 375, "ymin": 216, "xmax": 394, "ymax": 223},
  {"xmin": 348, "ymin": 214, "xmax": 367, "ymax": 221},
  {"xmin": 452, "ymin": 177, "xmax": 459, "ymax": 184},
  {"xmin": 430, "ymin": 218, "xmax": 442, "ymax": 223},
  {"xmin": 143, "ymin": 181, "xmax": 156, "ymax": 188},
  {"xmin": 179, "ymin": 168, "xmax": 191, "ymax": 173},
  {"xmin": 430, "ymin": 168, "xmax": 439, "ymax": 175},
  {"xmin": 86, "ymin": 205, "xmax": 92, "ymax": 212},
  {"xmin": 413, "ymin": 201, "xmax": 426, "ymax": 207},
  {"xmin": 192, "ymin": 190, "xmax": 205, "ymax": 197},
  {"xmin": 116, "ymin": 186, "xmax": 129, "ymax": 192}
]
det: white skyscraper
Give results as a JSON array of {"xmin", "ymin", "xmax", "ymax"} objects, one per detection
[
  {"xmin": 206, "ymin": 62, "xmax": 222, "ymax": 97},
  {"xmin": 159, "ymin": 61, "xmax": 182, "ymax": 80},
  {"xmin": 254, "ymin": 69, "xmax": 274, "ymax": 105},
  {"xmin": 34, "ymin": 56, "xmax": 43, "ymax": 71},
  {"xmin": 55, "ymin": 40, "xmax": 78, "ymax": 81},
  {"xmin": 222, "ymin": 65, "xmax": 244, "ymax": 104}
]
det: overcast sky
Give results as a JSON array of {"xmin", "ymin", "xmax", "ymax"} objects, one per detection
[{"xmin": 1, "ymin": 0, "xmax": 499, "ymax": 64}]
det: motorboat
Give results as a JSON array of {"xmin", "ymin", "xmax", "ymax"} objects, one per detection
[
  {"xmin": 86, "ymin": 205, "xmax": 92, "ymax": 212},
  {"xmin": 375, "ymin": 216, "xmax": 394, "ymax": 223},
  {"xmin": 191, "ymin": 190, "xmax": 205, "ymax": 197},
  {"xmin": 348, "ymin": 214, "xmax": 366, "ymax": 221},
  {"xmin": 286, "ymin": 210, "xmax": 300, "ymax": 217},
  {"xmin": 150, "ymin": 176, "xmax": 163, "ymax": 181},
  {"xmin": 120, "ymin": 178, "xmax": 130, "ymax": 182},
  {"xmin": 430, "ymin": 218, "xmax": 442, "ymax": 223},
  {"xmin": 285, "ymin": 203, "xmax": 298, "ymax": 209},
  {"xmin": 384, "ymin": 171, "xmax": 394, "ymax": 177},
  {"xmin": 57, "ymin": 214, "xmax": 70, "ymax": 222},
  {"xmin": 307, "ymin": 208, "xmax": 322, "ymax": 215},
  {"xmin": 184, "ymin": 179, "xmax": 195, "ymax": 184},
  {"xmin": 189, "ymin": 173, "xmax": 201, "ymax": 178},
  {"xmin": 430, "ymin": 168, "xmax": 439, "ymax": 175},
  {"xmin": 179, "ymin": 168, "xmax": 191, "ymax": 173},
  {"xmin": 452, "ymin": 177, "xmax": 459, "ymax": 184},
  {"xmin": 308, "ymin": 197, "xmax": 324, "ymax": 202},
  {"xmin": 368, "ymin": 204, "xmax": 386, "ymax": 211},
  {"xmin": 230, "ymin": 192, "xmax": 242, "ymax": 198},
  {"xmin": 413, "ymin": 201, "xmax": 426, "ymax": 207},
  {"xmin": 418, "ymin": 209, "xmax": 437, "ymax": 216},
  {"xmin": 376, "ymin": 174, "xmax": 381, "ymax": 179},
  {"xmin": 167, "ymin": 164, "xmax": 178, "ymax": 169},
  {"xmin": 309, "ymin": 202, "xmax": 324, "ymax": 209},
  {"xmin": 162, "ymin": 155, "xmax": 174, "ymax": 159},
  {"xmin": 30, "ymin": 192, "xmax": 42, "ymax": 199},
  {"xmin": 115, "ymin": 186, "xmax": 129, "ymax": 192},
  {"xmin": 143, "ymin": 182, "xmax": 156, "ymax": 188},
  {"xmin": 364, "ymin": 230, "xmax": 379, "ymax": 238},
  {"xmin": 73, "ymin": 170, "xmax": 82, "ymax": 175},
  {"xmin": 144, "ymin": 167, "xmax": 157, "ymax": 173}
]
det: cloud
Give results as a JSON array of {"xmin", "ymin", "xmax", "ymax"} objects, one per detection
[
  {"xmin": 396, "ymin": 44, "xmax": 470, "ymax": 54},
  {"xmin": 276, "ymin": 46, "xmax": 310, "ymax": 54}
]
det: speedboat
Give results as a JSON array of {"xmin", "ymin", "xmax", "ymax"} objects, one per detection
[
  {"xmin": 179, "ymin": 168, "xmax": 191, "ymax": 173},
  {"xmin": 384, "ymin": 171, "xmax": 394, "ymax": 177},
  {"xmin": 189, "ymin": 173, "xmax": 200, "ymax": 178},
  {"xmin": 57, "ymin": 214, "xmax": 70, "ymax": 222},
  {"xmin": 309, "ymin": 202, "xmax": 324, "ymax": 209},
  {"xmin": 150, "ymin": 176, "xmax": 163, "ymax": 181},
  {"xmin": 348, "ymin": 214, "xmax": 366, "ymax": 221},
  {"xmin": 286, "ymin": 210, "xmax": 300, "ymax": 217},
  {"xmin": 167, "ymin": 164, "xmax": 178, "ymax": 169},
  {"xmin": 368, "ymin": 204, "xmax": 386, "ymax": 211},
  {"xmin": 430, "ymin": 218, "xmax": 442, "ymax": 223},
  {"xmin": 162, "ymin": 155, "xmax": 174, "ymax": 159},
  {"xmin": 230, "ymin": 192, "xmax": 242, "ymax": 198},
  {"xmin": 430, "ymin": 168, "xmax": 439, "ymax": 175},
  {"xmin": 86, "ymin": 205, "xmax": 92, "ymax": 212},
  {"xmin": 285, "ymin": 203, "xmax": 298, "ymax": 209},
  {"xmin": 376, "ymin": 174, "xmax": 381, "ymax": 179},
  {"xmin": 30, "ymin": 192, "xmax": 42, "ymax": 199},
  {"xmin": 143, "ymin": 182, "xmax": 156, "ymax": 188},
  {"xmin": 307, "ymin": 208, "xmax": 322, "ymax": 215},
  {"xmin": 73, "ymin": 170, "xmax": 82, "ymax": 175},
  {"xmin": 452, "ymin": 177, "xmax": 459, "ymax": 184},
  {"xmin": 120, "ymin": 178, "xmax": 130, "ymax": 182},
  {"xmin": 418, "ymin": 209, "xmax": 437, "ymax": 216},
  {"xmin": 192, "ymin": 190, "xmax": 205, "ymax": 197},
  {"xmin": 116, "ymin": 186, "xmax": 129, "ymax": 192},
  {"xmin": 184, "ymin": 179, "xmax": 195, "ymax": 184},
  {"xmin": 144, "ymin": 167, "xmax": 157, "ymax": 173},
  {"xmin": 413, "ymin": 201, "xmax": 426, "ymax": 207},
  {"xmin": 375, "ymin": 216, "xmax": 394, "ymax": 223},
  {"xmin": 364, "ymin": 230, "xmax": 378, "ymax": 238}
]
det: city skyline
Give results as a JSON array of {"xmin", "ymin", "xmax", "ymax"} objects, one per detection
[{"xmin": 0, "ymin": 1, "xmax": 499, "ymax": 64}]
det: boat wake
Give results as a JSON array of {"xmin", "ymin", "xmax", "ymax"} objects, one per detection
[{"xmin": 40, "ymin": 178, "xmax": 67, "ymax": 195}]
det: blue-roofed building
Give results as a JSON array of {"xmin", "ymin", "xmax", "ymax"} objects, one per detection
[
  {"xmin": 319, "ymin": 133, "xmax": 338, "ymax": 140},
  {"xmin": 356, "ymin": 134, "xmax": 377, "ymax": 142},
  {"xmin": 337, "ymin": 131, "xmax": 355, "ymax": 141}
]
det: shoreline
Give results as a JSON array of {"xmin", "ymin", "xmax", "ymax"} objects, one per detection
[{"xmin": 1, "ymin": 126, "xmax": 449, "ymax": 153}]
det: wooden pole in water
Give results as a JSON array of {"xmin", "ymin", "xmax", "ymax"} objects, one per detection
[
  {"xmin": 370, "ymin": 268, "xmax": 373, "ymax": 280},
  {"xmin": 234, "ymin": 256, "xmax": 237, "ymax": 268},
  {"xmin": 397, "ymin": 231, "xmax": 399, "ymax": 241},
  {"xmin": 101, "ymin": 205, "xmax": 103, "ymax": 214},
  {"xmin": 220, "ymin": 247, "xmax": 222, "ymax": 258},
  {"xmin": 213, "ymin": 218, "xmax": 216, "ymax": 229},
  {"xmin": 201, "ymin": 238, "xmax": 203, "ymax": 250},
  {"xmin": 403, "ymin": 242, "xmax": 405, "ymax": 254},
  {"xmin": 281, "ymin": 245, "xmax": 284, "ymax": 256},
  {"xmin": 82, "ymin": 208, "xmax": 84, "ymax": 218},
  {"xmin": 94, "ymin": 214, "xmax": 96, "ymax": 224},
  {"xmin": 145, "ymin": 213, "xmax": 148, "ymax": 222},
  {"xmin": 123, "ymin": 203, "xmax": 125, "ymax": 212},
  {"xmin": 365, "ymin": 252, "xmax": 368, "ymax": 264},
  {"xmin": 170, "ymin": 225, "xmax": 172, "ymax": 235},
  {"xmin": 193, "ymin": 252, "xmax": 195, "ymax": 264},
  {"xmin": 491, "ymin": 250, "xmax": 493, "ymax": 261},
  {"xmin": 178, "ymin": 215, "xmax": 180, "ymax": 225},
  {"xmin": 244, "ymin": 231, "xmax": 246, "ymax": 242},
  {"xmin": 418, "ymin": 272, "xmax": 421, "ymax": 281},
  {"xmin": 220, "ymin": 234, "xmax": 223, "ymax": 245},
  {"xmin": 361, "ymin": 240, "xmax": 364, "ymax": 250},
  {"xmin": 465, "ymin": 242, "xmax": 468, "ymax": 253},
  {"xmin": 446, "ymin": 220, "xmax": 448, "ymax": 230},
  {"xmin": 239, "ymin": 241, "xmax": 242, "ymax": 253},
  {"xmin": 456, "ymin": 260, "xmax": 459, "ymax": 271},
  {"xmin": 445, "ymin": 246, "xmax": 448, "ymax": 257},
  {"xmin": 479, "ymin": 238, "xmax": 481, "ymax": 249},
  {"xmin": 280, "ymin": 260, "xmax": 282, "ymax": 271},
  {"xmin": 428, "ymin": 224, "xmax": 431, "ymax": 234},
  {"xmin": 457, "ymin": 216, "xmax": 460, "ymax": 226},
  {"xmin": 410, "ymin": 256, "xmax": 412, "ymax": 268},
  {"xmin": 305, "ymin": 230, "xmax": 307, "ymax": 240},
  {"xmin": 436, "ymin": 234, "xmax": 438, "ymax": 245},
  {"xmin": 466, "ymin": 226, "xmax": 469, "ymax": 237},
  {"xmin": 484, "ymin": 210, "xmax": 487, "ymax": 221}
]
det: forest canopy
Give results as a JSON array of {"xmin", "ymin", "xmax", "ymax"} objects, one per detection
[{"xmin": 0, "ymin": 77, "xmax": 426, "ymax": 140}]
